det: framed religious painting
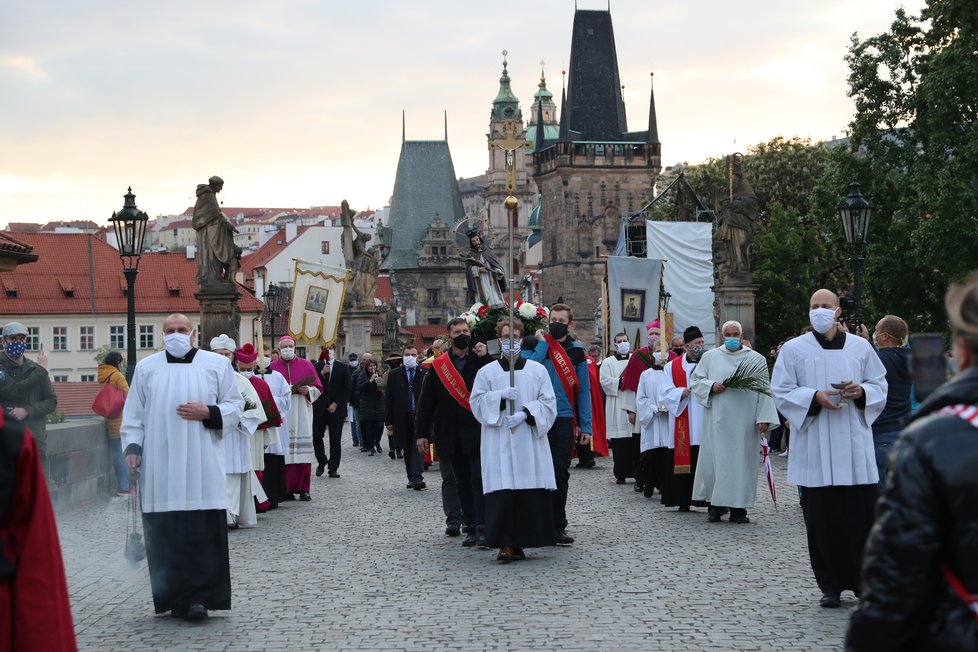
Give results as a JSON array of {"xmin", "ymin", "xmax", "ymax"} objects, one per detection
[
  {"xmin": 304, "ymin": 286, "xmax": 329, "ymax": 314},
  {"xmin": 620, "ymin": 288, "xmax": 645, "ymax": 322}
]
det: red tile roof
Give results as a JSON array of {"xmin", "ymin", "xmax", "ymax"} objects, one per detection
[
  {"xmin": 41, "ymin": 220, "xmax": 100, "ymax": 231},
  {"xmin": 401, "ymin": 324, "xmax": 446, "ymax": 352},
  {"xmin": 161, "ymin": 219, "xmax": 193, "ymax": 230},
  {"xmin": 376, "ymin": 276, "xmax": 393, "ymax": 305},
  {"xmin": 53, "ymin": 382, "xmax": 100, "ymax": 417},
  {"xmin": 239, "ymin": 226, "xmax": 311, "ymax": 279},
  {"xmin": 0, "ymin": 232, "xmax": 264, "ymax": 314},
  {"xmin": 6, "ymin": 223, "xmax": 41, "ymax": 233},
  {"xmin": 0, "ymin": 232, "xmax": 38, "ymax": 264}
]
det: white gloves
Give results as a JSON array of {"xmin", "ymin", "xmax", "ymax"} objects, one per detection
[
  {"xmin": 501, "ymin": 386, "xmax": 518, "ymax": 401},
  {"xmin": 505, "ymin": 411, "xmax": 528, "ymax": 430}
]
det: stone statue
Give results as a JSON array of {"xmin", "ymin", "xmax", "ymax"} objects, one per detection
[
  {"xmin": 340, "ymin": 199, "xmax": 380, "ymax": 309},
  {"xmin": 462, "ymin": 229, "xmax": 507, "ymax": 308},
  {"xmin": 710, "ymin": 156, "xmax": 758, "ymax": 282},
  {"xmin": 193, "ymin": 176, "xmax": 241, "ymax": 287}
]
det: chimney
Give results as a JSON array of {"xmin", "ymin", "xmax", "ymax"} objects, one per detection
[
  {"xmin": 186, "ymin": 245, "xmax": 196, "ymax": 260},
  {"xmin": 285, "ymin": 223, "xmax": 298, "ymax": 242}
]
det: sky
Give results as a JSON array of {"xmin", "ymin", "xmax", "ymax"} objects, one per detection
[{"xmin": 0, "ymin": 0, "xmax": 925, "ymax": 226}]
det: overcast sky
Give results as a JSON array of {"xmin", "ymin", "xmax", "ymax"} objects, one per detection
[{"xmin": 0, "ymin": 0, "xmax": 923, "ymax": 225}]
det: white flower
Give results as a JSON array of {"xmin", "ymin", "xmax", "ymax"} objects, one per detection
[
  {"xmin": 517, "ymin": 302, "xmax": 538, "ymax": 319},
  {"xmin": 464, "ymin": 313, "xmax": 478, "ymax": 327},
  {"xmin": 469, "ymin": 302, "xmax": 485, "ymax": 315}
]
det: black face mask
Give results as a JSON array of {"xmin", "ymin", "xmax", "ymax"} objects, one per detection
[
  {"xmin": 452, "ymin": 334, "xmax": 471, "ymax": 350},
  {"xmin": 548, "ymin": 322, "xmax": 568, "ymax": 339},
  {"xmin": 672, "ymin": 347, "xmax": 685, "ymax": 357}
]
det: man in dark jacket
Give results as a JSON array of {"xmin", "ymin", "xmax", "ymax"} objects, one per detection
[
  {"xmin": 870, "ymin": 315, "xmax": 913, "ymax": 487},
  {"xmin": 385, "ymin": 345, "xmax": 427, "ymax": 492},
  {"xmin": 0, "ymin": 322, "xmax": 57, "ymax": 459},
  {"xmin": 312, "ymin": 345, "xmax": 352, "ymax": 478},
  {"xmin": 415, "ymin": 318, "xmax": 491, "ymax": 546},
  {"xmin": 846, "ymin": 274, "xmax": 978, "ymax": 651}
]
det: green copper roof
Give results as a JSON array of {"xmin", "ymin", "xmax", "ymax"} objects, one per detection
[
  {"xmin": 491, "ymin": 55, "xmax": 521, "ymax": 122},
  {"xmin": 380, "ymin": 140, "xmax": 465, "ymax": 271}
]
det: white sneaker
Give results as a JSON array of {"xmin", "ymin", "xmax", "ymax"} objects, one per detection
[{"xmin": 778, "ymin": 450, "xmax": 788, "ymax": 458}]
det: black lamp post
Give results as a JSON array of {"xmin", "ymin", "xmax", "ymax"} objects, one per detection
[
  {"xmin": 109, "ymin": 187, "xmax": 149, "ymax": 382},
  {"xmin": 837, "ymin": 181, "xmax": 874, "ymax": 327}
]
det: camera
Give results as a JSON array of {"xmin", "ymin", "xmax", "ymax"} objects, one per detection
[{"xmin": 839, "ymin": 296, "xmax": 859, "ymax": 328}]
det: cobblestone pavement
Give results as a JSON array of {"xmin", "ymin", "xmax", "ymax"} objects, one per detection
[{"xmin": 59, "ymin": 428, "xmax": 851, "ymax": 651}]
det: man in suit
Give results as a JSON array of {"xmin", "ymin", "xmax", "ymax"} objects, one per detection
[
  {"xmin": 385, "ymin": 345, "xmax": 427, "ymax": 492},
  {"xmin": 313, "ymin": 344, "xmax": 352, "ymax": 478},
  {"xmin": 415, "ymin": 318, "xmax": 491, "ymax": 545}
]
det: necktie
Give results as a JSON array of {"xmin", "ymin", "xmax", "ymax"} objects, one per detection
[{"xmin": 407, "ymin": 369, "xmax": 416, "ymax": 411}]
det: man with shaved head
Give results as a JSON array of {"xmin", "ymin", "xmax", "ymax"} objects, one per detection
[
  {"xmin": 122, "ymin": 313, "xmax": 244, "ymax": 621},
  {"xmin": 771, "ymin": 290, "xmax": 888, "ymax": 609}
]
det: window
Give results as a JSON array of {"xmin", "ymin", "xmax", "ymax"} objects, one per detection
[
  {"xmin": 53, "ymin": 326, "xmax": 68, "ymax": 351},
  {"xmin": 427, "ymin": 318, "xmax": 442, "ymax": 325},
  {"xmin": 296, "ymin": 346, "xmax": 307, "ymax": 359},
  {"xmin": 139, "ymin": 325, "xmax": 155, "ymax": 349},
  {"xmin": 110, "ymin": 325, "xmax": 125, "ymax": 349},
  {"xmin": 52, "ymin": 374, "xmax": 69, "ymax": 383},
  {"xmin": 321, "ymin": 241, "xmax": 330, "ymax": 254},
  {"xmin": 426, "ymin": 289, "xmax": 440, "ymax": 307},
  {"xmin": 25, "ymin": 326, "xmax": 40, "ymax": 352},
  {"xmin": 79, "ymin": 326, "xmax": 95, "ymax": 351},
  {"xmin": 80, "ymin": 373, "xmax": 96, "ymax": 382}
]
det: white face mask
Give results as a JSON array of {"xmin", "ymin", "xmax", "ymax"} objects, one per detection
[
  {"xmin": 240, "ymin": 370, "xmax": 254, "ymax": 378},
  {"xmin": 262, "ymin": 357, "xmax": 272, "ymax": 368},
  {"xmin": 280, "ymin": 347, "xmax": 296, "ymax": 361},
  {"xmin": 809, "ymin": 308, "xmax": 838, "ymax": 334},
  {"xmin": 350, "ymin": 360, "xmax": 359, "ymax": 368},
  {"xmin": 616, "ymin": 341, "xmax": 630, "ymax": 355},
  {"xmin": 402, "ymin": 355, "xmax": 418, "ymax": 369},
  {"xmin": 164, "ymin": 332, "xmax": 193, "ymax": 358}
]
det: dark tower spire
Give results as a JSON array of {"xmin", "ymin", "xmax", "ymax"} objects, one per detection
[
  {"xmin": 647, "ymin": 71, "xmax": 659, "ymax": 144},
  {"xmin": 564, "ymin": 8, "xmax": 627, "ymax": 141},
  {"xmin": 558, "ymin": 72, "xmax": 570, "ymax": 142}
]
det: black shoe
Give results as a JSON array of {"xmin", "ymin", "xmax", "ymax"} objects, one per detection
[
  {"xmin": 299, "ymin": 492, "xmax": 311, "ymax": 501},
  {"xmin": 283, "ymin": 493, "xmax": 296, "ymax": 501},
  {"xmin": 677, "ymin": 505, "xmax": 691, "ymax": 512},
  {"xmin": 396, "ymin": 450, "xmax": 404, "ymax": 459},
  {"xmin": 476, "ymin": 527, "xmax": 489, "ymax": 548},
  {"xmin": 360, "ymin": 447, "xmax": 369, "ymax": 452},
  {"xmin": 555, "ymin": 530, "xmax": 574, "ymax": 545},
  {"xmin": 186, "ymin": 603, "xmax": 208, "ymax": 622},
  {"xmin": 388, "ymin": 451, "xmax": 396, "ymax": 460},
  {"xmin": 315, "ymin": 463, "xmax": 325, "ymax": 477},
  {"xmin": 368, "ymin": 450, "xmax": 375, "ymax": 456},
  {"xmin": 643, "ymin": 484, "xmax": 655, "ymax": 498},
  {"xmin": 576, "ymin": 461, "xmax": 596, "ymax": 469},
  {"xmin": 375, "ymin": 445, "xmax": 383, "ymax": 454},
  {"xmin": 462, "ymin": 524, "xmax": 473, "ymax": 534},
  {"xmin": 729, "ymin": 509, "xmax": 750, "ymax": 524},
  {"xmin": 227, "ymin": 521, "xmax": 239, "ymax": 530},
  {"xmin": 171, "ymin": 605, "xmax": 188, "ymax": 619},
  {"xmin": 819, "ymin": 592, "xmax": 841, "ymax": 608},
  {"xmin": 707, "ymin": 507, "xmax": 723, "ymax": 523},
  {"xmin": 446, "ymin": 524, "xmax": 461, "ymax": 537},
  {"xmin": 328, "ymin": 471, "xmax": 340, "ymax": 478},
  {"xmin": 634, "ymin": 483, "xmax": 644, "ymax": 492},
  {"xmin": 462, "ymin": 531, "xmax": 478, "ymax": 547},
  {"xmin": 615, "ymin": 478, "xmax": 626, "ymax": 485},
  {"xmin": 413, "ymin": 481, "xmax": 426, "ymax": 490}
]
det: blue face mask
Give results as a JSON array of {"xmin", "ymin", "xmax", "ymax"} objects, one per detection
[
  {"xmin": 723, "ymin": 337, "xmax": 741, "ymax": 351},
  {"xmin": 4, "ymin": 340, "xmax": 26, "ymax": 359}
]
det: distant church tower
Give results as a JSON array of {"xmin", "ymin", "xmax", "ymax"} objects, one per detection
[
  {"xmin": 532, "ymin": 8, "xmax": 662, "ymax": 341},
  {"xmin": 485, "ymin": 53, "xmax": 536, "ymax": 283}
]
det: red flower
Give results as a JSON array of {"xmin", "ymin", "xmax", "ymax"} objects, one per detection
[
  {"xmin": 477, "ymin": 305, "xmax": 489, "ymax": 318},
  {"xmin": 536, "ymin": 307, "xmax": 547, "ymax": 318}
]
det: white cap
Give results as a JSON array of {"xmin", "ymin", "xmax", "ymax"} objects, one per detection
[
  {"xmin": 210, "ymin": 334, "xmax": 236, "ymax": 352},
  {"xmin": 2, "ymin": 322, "xmax": 28, "ymax": 337}
]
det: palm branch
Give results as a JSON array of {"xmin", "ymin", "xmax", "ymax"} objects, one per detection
[{"xmin": 721, "ymin": 358, "xmax": 772, "ymax": 396}]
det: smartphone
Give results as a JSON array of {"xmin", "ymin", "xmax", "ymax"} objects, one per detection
[
  {"xmin": 485, "ymin": 338, "xmax": 501, "ymax": 357},
  {"xmin": 910, "ymin": 333, "xmax": 947, "ymax": 402}
]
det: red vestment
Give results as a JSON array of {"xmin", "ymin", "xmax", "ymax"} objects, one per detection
[{"xmin": 587, "ymin": 356, "xmax": 609, "ymax": 456}]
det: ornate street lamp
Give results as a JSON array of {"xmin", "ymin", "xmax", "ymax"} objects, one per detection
[
  {"xmin": 109, "ymin": 187, "xmax": 149, "ymax": 382},
  {"xmin": 837, "ymin": 181, "xmax": 874, "ymax": 327}
]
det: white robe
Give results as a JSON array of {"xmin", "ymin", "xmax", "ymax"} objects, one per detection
[
  {"xmin": 259, "ymin": 369, "xmax": 292, "ymax": 456},
  {"xmin": 636, "ymin": 367, "xmax": 670, "ymax": 452},
  {"xmin": 599, "ymin": 355, "xmax": 632, "ymax": 439},
  {"xmin": 275, "ymin": 366, "xmax": 321, "ymax": 465},
  {"xmin": 660, "ymin": 355, "xmax": 704, "ymax": 448},
  {"xmin": 690, "ymin": 347, "xmax": 780, "ymax": 508},
  {"xmin": 471, "ymin": 359, "xmax": 558, "ymax": 493},
  {"xmin": 225, "ymin": 373, "xmax": 265, "ymax": 474},
  {"xmin": 771, "ymin": 332, "xmax": 887, "ymax": 487},
  {"xmin": 121, "ymin": 350, "xmax": 243, "ymax": 513}
]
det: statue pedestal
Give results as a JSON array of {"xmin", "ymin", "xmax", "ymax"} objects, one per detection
[
  {"xmin": 714, "ymin": 282, "xmax": 758, "ymax": 342},
  {"xmin": 341, "ymin": 309, "xmax": 376, "ymax": 358},
  {"xmin": 196, "ymin": 282, "xmax": 241, "ymax": 347}
]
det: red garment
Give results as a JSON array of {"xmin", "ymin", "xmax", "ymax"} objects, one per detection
[
  {"xmin": 587, "ymin": 357, "xmax": 609, "ymax": 457},
  {"xmin": 618, "ymin": 348, "xmax": 677, "ymax": 392},
  {"xmin": 0, "ymin": 418, "xmax": 77, "ymax": 651},
  {"xmin": 247, "ymin": 375, "xmax": 281, "ymax": 429}
]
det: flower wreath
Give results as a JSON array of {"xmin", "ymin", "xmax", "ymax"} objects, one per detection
[{"xmin": 459, "ymin": 301, "xmax": 549, "ymax": 343}]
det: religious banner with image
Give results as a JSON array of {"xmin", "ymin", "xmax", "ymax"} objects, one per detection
[
  {"xmin": 288, "ymin": 259, "xmax": 348, "ymax": 346},
  {"xmin": 607, "ymin": 256, "xmax": 663, "ymax": 340}
]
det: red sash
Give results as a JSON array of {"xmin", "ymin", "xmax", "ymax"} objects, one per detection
[
  {"xmin": 248, "ymin": 375, "xmax": 281, "ymax": 429},
  {"xmin": 432, "ymin": 353, "xmax": 472, "ymax": 413},
  {"xmin": 942, "ymin": 563, "xmax": 978, "ymax": 627},
  {"xmin": 545, "ymin": 334, "xmax": 578, "ymax": 410},
  {"xmin": 671, "ymin": 358, "xmax": 692, "ymax": 474}
]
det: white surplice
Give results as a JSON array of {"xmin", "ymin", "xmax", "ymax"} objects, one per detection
[
  {"xmin": 636, "ymin": 367, "xmax": 670, "ymax": 452},
  {"xmin": 259, "ymin": 369, "xmax": 292, "ymax": 456},
  {"xmin": 277, "ymin": 376, "xmax": 321, "ymax": 466},
  {"xmin": 660, "ymin": 355, "xmax": 704, "ymax": 448},
  {"xmin": 225, "ymin": 373, "xmax": 266, "ymax": 526},
  {"xmin": 121, "ymin": 350, "xmax": 243, "ymax": 513},
  {"xmin": 771, "ymin": 332, "xmax": 888, "ymax": 487},
  {"xmin": 471, "ymin": 359, "xmax": 558, "ymax": 493},
  {"xmin": 690, "ymin": 347, "xmax": 780, "ymax": 508},
  {"xmin": 599, "ymin": 355, "xmax": 632, "ymax": 439}
]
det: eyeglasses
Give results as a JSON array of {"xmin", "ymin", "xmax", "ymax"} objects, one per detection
[{"xmin": 875, "ymin": 331, "xmax": 904, "ymax": 343}]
